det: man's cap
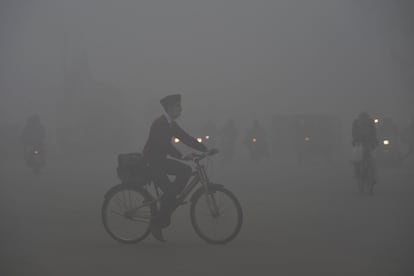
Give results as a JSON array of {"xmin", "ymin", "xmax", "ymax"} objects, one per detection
[{"xmin": 160, "ymin": 94, "xmax": 181, "ymax": 110}]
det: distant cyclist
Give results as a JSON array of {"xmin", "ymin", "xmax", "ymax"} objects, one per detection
[
  {"xmin": 243, "ymin": 120, "xmax": 269, "ymax": 161},
  {"xmin": 352, "ymin": 112, "xmax": 378, "ymax": 182}
]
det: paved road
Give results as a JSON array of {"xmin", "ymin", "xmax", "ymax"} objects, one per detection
[{"xmin": 1, "ymin": 156, "xmax": 413, "ymax": 275}]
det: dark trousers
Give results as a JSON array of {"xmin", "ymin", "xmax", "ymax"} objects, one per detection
[
  {"xmin": 353, "ymin": 144, "xmax": 376, "ymax": 181},
  {"xmin": 148, "ymin": 158, "xmax": 192, "ymax": 225}
]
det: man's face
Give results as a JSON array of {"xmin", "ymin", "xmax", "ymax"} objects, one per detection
[{"xmin": 167, "ymin": 102, "xmax": 182, "ymax": 120}]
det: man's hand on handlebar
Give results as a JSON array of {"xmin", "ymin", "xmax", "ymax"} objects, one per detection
[
  {"xmin": 207, "ymin": 148, "xmax": 219, "ymax": 155},
  {"xmin": 182, "ymin": 148, "xmax": 219, "ymax": 161},
  {"xmin": 182, "ymin": 153, "xmax": 197, "ymax": 161}
]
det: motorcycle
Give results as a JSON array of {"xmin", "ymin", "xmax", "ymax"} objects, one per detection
[{"xmin": 244, "ymin": 136, "xmax": 269, "ymax": 161}]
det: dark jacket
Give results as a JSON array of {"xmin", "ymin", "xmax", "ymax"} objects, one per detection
[{"xmin": 143, "ymin": 115, "xmax": 207, "ymax": 162}]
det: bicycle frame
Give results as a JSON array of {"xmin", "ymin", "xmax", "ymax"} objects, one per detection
[
  {"xmin": 103, "ymin": 149, "xmax": 243, "ymax": 244},
  {"xmin": 158, "ymin": 158, "xmax": 210, "ymax": 203},
  {"xmin": 132, "ymin": 158, "xmax": 212, "ymax": 212}
]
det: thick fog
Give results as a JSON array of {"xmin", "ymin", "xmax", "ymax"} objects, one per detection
[
  {"xmin": 1, "ymin": 1, "xmax": 413, "ymax": 125},
  {"xmin": 1, "ymin": 0, "xmax": 413, "ymax": 275}
]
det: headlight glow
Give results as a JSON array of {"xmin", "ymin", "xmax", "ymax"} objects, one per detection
[
  {"xmin": 197, "ymin": 137, "xmax": 203, "ymax": 143},
  {"xmin": 174, "ymin": 138, "xmax": 180, "ymax": 143},
  {"xmin": 383, "ymin": 140, "xmax": 390, "ymax": 145}
]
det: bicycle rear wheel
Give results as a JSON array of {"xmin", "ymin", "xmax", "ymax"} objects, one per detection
[
  {"xmin": 190, "ymin": 186, "xmax": 243, "ymax": 244},
  {"xmin": 102, "ymin": 184, "xmax": 155, "ymax": 243}
]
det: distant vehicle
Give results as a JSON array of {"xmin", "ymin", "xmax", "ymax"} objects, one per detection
[
  {"xmin": 292, "ymin": 114, "xmax": 342, "ymax": 162},
  {"xmin": 376, "ymin": 117, "xmax": 403, "ymax": 168},
  {"xmin": 244, "ymin": 120, "xmax": 269, "ymax": 162},
  {"xmin": 198, "ymin": 121, "xmax": 218, "ymax": 148},
  {"xmin": 25, "ymin": 145, "xmax": 45, "ymax": 174},
  {"xmin": 243, "ymin": 136, "xmax": 269, "ymax": 161},
  {"xmin": 21, "ymin": 115, "xmax": 46, "ymax": 174},
  {"xmin": 189, "ymin": 135, "xmax": 212, "ymax": 145}
]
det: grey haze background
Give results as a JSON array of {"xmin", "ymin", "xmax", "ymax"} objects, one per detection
[
  {"xmin": 1, "ymin": 1, "xmax": 414, "ymax": 276},
  {"xmin": 1, "ymin": 0, "xmax": 413, "ymax": 142}
]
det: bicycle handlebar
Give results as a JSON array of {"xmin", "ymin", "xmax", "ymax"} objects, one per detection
[{"xmin": 192, "ymin": 149, "xmax": 219, "ymax": 162}]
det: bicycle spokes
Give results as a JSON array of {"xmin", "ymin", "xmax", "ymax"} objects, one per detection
[
  {"xmin": 191, "ymin": 188, "xmax": 243, "ymax": 244},
  {"xmin": 103, "ymin": 188, "xmax": 152, "ymax": 242}
]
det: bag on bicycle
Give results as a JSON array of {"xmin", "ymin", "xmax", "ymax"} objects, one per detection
[{"xmin": 116, "ymin": 152, "xmax": 150, "ymax": 184}]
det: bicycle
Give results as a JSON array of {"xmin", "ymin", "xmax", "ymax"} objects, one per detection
[
  {"xmin": 355, "ymin": 143, "xmax": 376, "ymax": 195},
  {"xmin": 101, "ymin": 150, "xmax": 243, "ymax": 244},
  {"xmin": 25, "ymin": 145, "xmax": 45, "ymax": 175}
]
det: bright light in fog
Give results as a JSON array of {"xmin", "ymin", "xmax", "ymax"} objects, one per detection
[
  {"xmin": 374, "ymin": 119, "xmax": 379, "ymax": 124},
  {"xmin": 252, "ymin": 138, "xmax": 257, "ymax": 143},
  {"xmin": 174, "ymin": 138, "xmax": 180, "ymax": 143},
  {"xmin": 304, "ymin": 137, "xmax": 310, "ymax": 141},
  {"xmin": 205, "ymin": 135, "xmax": 210, "ymax": 140},
  {"xmin": 197, "ymin": 137, "xmax": 203, "ymax": 143},
  {"xmin": 383, "ymin": 140, "xmax": 390, "ymax": 145},
  {"xmin": 34, "ymin": 150, "xmax": 39, "ymax": 154}
]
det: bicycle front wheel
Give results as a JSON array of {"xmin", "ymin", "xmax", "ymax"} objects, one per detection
[
  {"xmin": 190, "ymin": 186, "xmax": 243, "ymax": 244},
  {"xmin": 102, "ymin": 184, "xmax": 155, "ymax": 243}
]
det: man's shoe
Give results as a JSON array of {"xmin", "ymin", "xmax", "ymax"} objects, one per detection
[
  {"xmin": 150, "ymin": 224, "xmax": 166, "ymax": 243},
  {"xmin": 152, "ymin": 212, "xmax": 171, "ymax": 228}
]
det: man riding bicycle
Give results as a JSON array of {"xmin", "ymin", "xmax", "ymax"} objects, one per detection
[
  {"xmin": 352, "ymin": 112, "xmax": 379, "ymax": 186},
  {"xmin": 143, "ymin": 94, "xmax": 209, "ymax": 242}
]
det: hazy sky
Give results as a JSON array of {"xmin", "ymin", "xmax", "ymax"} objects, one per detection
[{"xmin": 1, "ymin": 0, "xmax": 413, "ymax": 126}]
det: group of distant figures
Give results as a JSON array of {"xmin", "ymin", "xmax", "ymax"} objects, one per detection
[
  {"xmin": 188, "ymin": 113, "xmax": 414, "ymax": 165},
  {"xmin": 1, "ymin": 112, "xmax": 414, "ymax": 167}
]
